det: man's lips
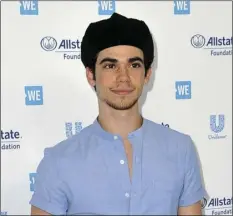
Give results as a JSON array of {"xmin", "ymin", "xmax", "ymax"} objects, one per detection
[{"xmin": 111, "ymin": 89, "xmax": 134, "ymax": 95}]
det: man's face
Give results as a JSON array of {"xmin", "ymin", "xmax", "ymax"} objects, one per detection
[{"xmin": 87, "ymin": 45, "xmax": 152, "ymax": 110}]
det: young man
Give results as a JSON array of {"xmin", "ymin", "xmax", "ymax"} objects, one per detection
[{"xmin": 30, "ymin": 13, "xmax": 206, "ymax": 215}]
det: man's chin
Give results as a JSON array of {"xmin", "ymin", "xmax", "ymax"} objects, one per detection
[{"xmin": 105, "ymin": 99, "xmax": 138, "ymax": 111}]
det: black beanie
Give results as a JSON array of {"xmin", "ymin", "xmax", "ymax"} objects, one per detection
[{"xmin": 81, "ymin": 12, "xmax": 154, "ymax": 68}]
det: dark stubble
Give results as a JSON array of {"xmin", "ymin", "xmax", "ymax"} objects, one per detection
[{"xmin": 104, "ymin": 97, "xmax": 138, "ymax": 110}]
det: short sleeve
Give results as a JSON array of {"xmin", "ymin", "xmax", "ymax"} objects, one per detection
[
  {"xmin": 29, "ymin": 147, "xmax": 68, "ymax": 215},
  {"xmin": 179, "ymin": 136, "xmax": 207, "ymax": 207}
]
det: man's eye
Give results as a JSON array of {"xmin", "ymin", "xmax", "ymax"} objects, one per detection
[
  {"xmin": 131, "ymin": 63, "xmax": 141, "ymax": 68},
  {"xmin": 104, "ymin": 64, "xmax": 115, "ymax": 69}
]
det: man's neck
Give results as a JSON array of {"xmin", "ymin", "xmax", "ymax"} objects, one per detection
[{"xmin": 97, "ymin": 102, "xmax": 143, "ymax": 139}]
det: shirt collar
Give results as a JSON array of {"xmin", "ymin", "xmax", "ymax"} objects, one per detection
[{"xmin": 91, "ymin": 116, "xmax": 148, "ymax": 141}]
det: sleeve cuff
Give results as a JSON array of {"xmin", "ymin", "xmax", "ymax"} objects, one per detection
[
  {"xmin": 179, "ymin": 187, "xmax": 207, "ymax": 207},
  {"xmin": 29, "ymin": 195, "xmax": 67, "ymax": 215}
]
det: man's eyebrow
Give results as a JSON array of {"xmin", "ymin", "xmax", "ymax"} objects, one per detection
[
  {"xmin": 99, "ymin": 58, "xmax": 118, "ymax": 65},
  {"xmin": 128, "ymin": 57, "xmax": 144, "ymax": 64},
  {"xmin": 98, "ymin": 56, "xmax": 144, "ymax": 65}
]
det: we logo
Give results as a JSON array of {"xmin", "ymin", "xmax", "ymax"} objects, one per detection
[
  {"xmin": 174, "ymin": 0, "xmax": 190, "ymax": 15},
  {"xmin": 98, "ymin": 0, "xmax": 115, "ymax": 15},
  {"xmin": 25, "ymin": 86, "xmax": 43, "ymax": 105},
  {"xmin": 20, "ymin": 1, "xmax": 38, "ymax": 15}
]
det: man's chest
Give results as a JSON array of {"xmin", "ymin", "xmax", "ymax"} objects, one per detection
[{"xmin": 60, "ymin": 142, "xmax": 184, "ymax": 214}]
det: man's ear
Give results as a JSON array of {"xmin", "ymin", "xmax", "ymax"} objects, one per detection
[
  {"xmin": 144, "ymin": 67, "xmax": 152, "ymax": 85},
  {"xmin": 86, "ymin": 67, "xmax": 96, "ymax": 88}
]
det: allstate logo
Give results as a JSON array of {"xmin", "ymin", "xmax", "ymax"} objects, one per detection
[
  {"xmin": 201, "ymin": 197, "xmax": 208, "ymax": 209},
  {"xmin": 40, "ymin": 36, "xmax": 57, "ymax": 51},
  {"xmin": 191, "ymin": 34, "xmax": 206, "ymax": 48},
  {"xmin": 210, "ymin": 114, "xmax": 225, "ymax": 133}
]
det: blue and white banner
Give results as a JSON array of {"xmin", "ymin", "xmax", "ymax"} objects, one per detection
[{"xmin": 1, "ymin": 1, "xmax": 232, "ymax": 215}]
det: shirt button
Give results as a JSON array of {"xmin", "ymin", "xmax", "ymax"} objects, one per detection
[
  {"xmin": 125, "ymin": 192, "xmax": 130, "ymax": 198},
  {"xmin": 113, "ymin": 135, "xmax": 118, "ymax": 140},
  {"xmin": 120, "ymin": 160, "xmax": 125, "ymax": 165}
]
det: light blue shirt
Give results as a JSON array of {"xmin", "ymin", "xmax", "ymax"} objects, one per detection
[{"xmin": 30, "ymin": 118, "xmax": 206, "ymax": 215}]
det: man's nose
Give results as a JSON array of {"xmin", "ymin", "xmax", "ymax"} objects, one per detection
[{"xmin": 116, "ymin": 65, "xmax": 130, "ymax": 82}]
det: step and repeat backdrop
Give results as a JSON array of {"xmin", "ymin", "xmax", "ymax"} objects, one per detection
[{"xmin": 1, "ymin": 1, "xmax": 232, "ymax": 215}]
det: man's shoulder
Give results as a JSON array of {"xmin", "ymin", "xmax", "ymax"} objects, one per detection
[
  {"xmin": 145, "ymin": 118, "xmax": 189, "ymax": 138},
  {"xmin": 145, "ymin": 118, "xmax": 196, "ymax": 159},
  {"xmin": 42, "ymin": 123, "xmax": 94, "ymax": 158},
  {"xmin": 145, "ymin": 118, "xmax": 193, "ymax": 147}
]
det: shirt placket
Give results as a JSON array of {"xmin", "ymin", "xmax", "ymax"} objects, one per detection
[
  {"xmin": 113, "ymin": 134, "xmax": 143, "ymax": 214},
  {"xmin": 128, "ymin": 135, "xmax": 143, "ymax": 215},
  {"xmin": 112, "ymin": 135, "xmax": 131, "ymax": 213}
]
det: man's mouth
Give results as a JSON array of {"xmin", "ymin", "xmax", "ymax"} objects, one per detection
[{"xmin": 111, "ymin": 89, "xmax": 134, "ymax": 95}]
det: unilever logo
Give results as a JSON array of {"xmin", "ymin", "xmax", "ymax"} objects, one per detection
[
  {"xmin": 40, "ymin": 36, "xmax": 57, "ymax": 51},
  {"xmin": 65, "ymin": 121, "xmax": 83, "ymax": 138},
  {"xmin": 191, "ymin": 34, "xmax": 232, "ymax": 56},
  {"xmin": 40, "ymin": 36, "xmax": 81, "ymax": 60},
  {"xmin": 208, "ymin": 114, "xmax": 227, "ymax": 140},
  {"xmin": 210, "ymin": 114, "xmax": 224, "ymax": 133},
  {"xmin": 191, "ymin": 34, "xmax": 205, "ymax": 48}
]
